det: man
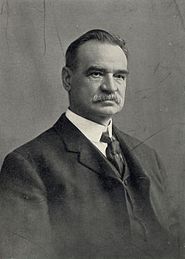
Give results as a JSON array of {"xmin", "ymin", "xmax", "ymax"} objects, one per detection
[{"xmin": 0, "ymin": 29, "xmax": 177, "ymax": 258}]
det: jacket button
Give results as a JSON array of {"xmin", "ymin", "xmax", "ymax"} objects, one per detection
[{"xmin": 23, "ymin": 194, "xmax": 29, "ymax": 200}]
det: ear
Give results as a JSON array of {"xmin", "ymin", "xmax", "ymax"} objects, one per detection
[{"xmin": 62, "ymin": 66, "xmax": 72, "ymax": 92}]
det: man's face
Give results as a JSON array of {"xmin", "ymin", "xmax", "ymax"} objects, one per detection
[{"xmin": 64, "ymin": 41, "xmax": 128, "ymax": 125}]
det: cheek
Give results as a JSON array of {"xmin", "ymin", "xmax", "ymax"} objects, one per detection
[
  {"xmin": 118, "ymin": 86, "xmax": 126, "ymax": 106},
  {"xmin": 85, "ymin": 78, "xmax": 101, "ymax": 90},
  {"xmin": 76, "ymin": 89, "xmax": 95, "ymax": 103},
  {"xmin": 83, "ymin": 85, "xmax": 99, "ymax": 98},
  {"xmin": 119, "ymin": 85, "xmax": 126, "ymax": 96},
  {"xmin": 72, "ymin": 79, "xmax": 100, "ymax": 100}
]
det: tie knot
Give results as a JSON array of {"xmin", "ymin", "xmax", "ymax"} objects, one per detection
[
  {"xmin": 101, "ymin": 132, "xmax": 121, "ymax": 155},
  {"xmin": 100, "ymin": 132, "xmax": 113, "ymax": 144}
]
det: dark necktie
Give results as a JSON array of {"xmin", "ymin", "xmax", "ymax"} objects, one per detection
[{"xmin": 100, "ymin": 132, "xmax": 125, "ymax": 178}]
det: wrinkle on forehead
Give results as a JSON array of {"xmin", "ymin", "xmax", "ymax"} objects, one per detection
[{"xmin": 77, "ymin": 42, "xmax": 127, "ymax": 71}]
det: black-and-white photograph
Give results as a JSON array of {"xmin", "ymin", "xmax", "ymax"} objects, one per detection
[{"xmin": 0, "ymin": 0, "xmax": 185, "ymax": 258}]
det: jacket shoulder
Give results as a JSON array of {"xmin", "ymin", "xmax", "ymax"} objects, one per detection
[{"xmin": 5, "ymin": 125, "xmax": 62, "ymax": 162}]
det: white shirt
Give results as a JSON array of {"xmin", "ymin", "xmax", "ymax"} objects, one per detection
[{"xmin": 65, "ymin": 109, "xmax": 112, "ymax": 157}]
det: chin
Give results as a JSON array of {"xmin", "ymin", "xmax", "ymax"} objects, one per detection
[
  {"xmin": 100, "ymin": 106, "xmax": 122, "ymax": 114},
  {"xmin": 96, "ymin": 109, "xmax": 121, "ymax": 118}
]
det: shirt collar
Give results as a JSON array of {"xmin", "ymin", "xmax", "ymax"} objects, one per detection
[{"xmin": 65, "ymin": 109, "xmax": 112, "ymax": 142}]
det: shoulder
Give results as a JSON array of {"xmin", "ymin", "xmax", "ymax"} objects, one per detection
[
  {"xmin": 8, "ymin": 113, "xmax": 71, "ymax": 160},
  {"xmin": 2, "ymin": 124, "xmax": 63, "ymax": 166}
]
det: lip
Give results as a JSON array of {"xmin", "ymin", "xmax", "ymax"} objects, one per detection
[
  {"xmin": 102, "ymin": 99, "xmax": 115, "ymax": 102},
  {"xmin": 98, "ymin": 100, "xmax": 116, "ymax": 105}
]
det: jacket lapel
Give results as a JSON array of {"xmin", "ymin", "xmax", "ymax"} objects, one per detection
[
  {"xmin": 54, "ymin": 114, "xmax": 151, "ymax": 194},
  {"xmin": 113, "ymin": 126, "xmax": 161, "ymax": 225},
  {"xmin": 113, "ymin": 125, "xmax": 150, "ymax": 190},
  {"xmin": 53, "ymin": 114, "xmax": 123, "ymax": 182}
]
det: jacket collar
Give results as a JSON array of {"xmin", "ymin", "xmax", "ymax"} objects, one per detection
[
  {"xmin": 53, "ymin": 114, "xmax": 123, "ymax": 182},
  {"xmin": 53, "ymin": 114, "xmax": 151, "ymax": 190}
]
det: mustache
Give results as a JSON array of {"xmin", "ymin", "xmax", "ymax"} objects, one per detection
[{"xmin": 92, "ymin": 94, "xmax": 121, "ymax": 104}]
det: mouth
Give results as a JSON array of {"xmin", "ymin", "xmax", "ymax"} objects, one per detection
[{"xmin": 100, "ymin": 99, "xmax": 116, "ymax": 105}]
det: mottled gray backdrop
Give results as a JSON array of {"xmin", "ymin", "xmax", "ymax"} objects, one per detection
[{"xmin": 0, "ymin": 0, "xmax": 185, "ymax": 245}]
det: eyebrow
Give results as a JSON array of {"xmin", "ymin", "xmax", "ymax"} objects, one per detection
[{"xmin": 85, "ymin": 66, "xmax": 129, "ymax": 75}]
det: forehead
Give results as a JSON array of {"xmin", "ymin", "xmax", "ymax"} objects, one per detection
[{"xmin": 77, "ymin": 41, "xmax": 127, "ymax": 69}]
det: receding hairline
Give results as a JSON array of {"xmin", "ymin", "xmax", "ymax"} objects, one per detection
[
  {"xmin": 77, "ymin": 39, "xmax": 126, "ymax": 50},
  {"xmin": 77, "ymin": 39, "xmax": 127, "ymax": 57},
  {"xmin": 65, "ymin": 29, "xmax": 128, "ymax": 70}
]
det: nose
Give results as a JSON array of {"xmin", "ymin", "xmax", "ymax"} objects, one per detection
[{"xmin": 100, "ymin": 74, "xmax": 117, "ymax": 92}]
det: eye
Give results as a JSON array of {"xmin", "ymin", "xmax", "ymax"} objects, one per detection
[
  {"xmin": 89, "ymin": 71, "xmax": 103, "ymax": 78},
  {"xmin": 114, "ymin": 74, "xmax": 126, "ymax": 80}
]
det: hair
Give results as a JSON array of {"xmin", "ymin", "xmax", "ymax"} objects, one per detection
[{"xmin": 65, "ymin": 29, "xmax": 128, "ymax": 71}]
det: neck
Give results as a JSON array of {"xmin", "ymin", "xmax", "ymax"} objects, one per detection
[{"xmin": 68, "ymin": 108, "xmax": 112, "ymax": 126}]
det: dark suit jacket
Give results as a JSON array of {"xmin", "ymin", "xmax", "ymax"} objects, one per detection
[{"xmin": 0, "ymin": 114, "xmax": 177, "ymax": 259}]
